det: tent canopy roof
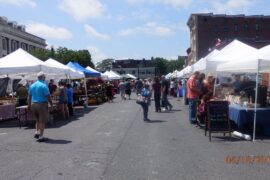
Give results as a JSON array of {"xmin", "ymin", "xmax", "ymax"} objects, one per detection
[{"xmin": 67, "ymin": 62, "xmax": 100, "ymax": 77}]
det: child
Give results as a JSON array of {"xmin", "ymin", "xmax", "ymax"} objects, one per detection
[{"xmin": 197, "ymin": 95, "xmax": 209, "ymax": 126}]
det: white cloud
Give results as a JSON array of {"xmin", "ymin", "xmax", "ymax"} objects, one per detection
[
  {"xmin": 26, "ymin": 23, "xmax": 73, "ymax": 40},
  {"xmin": 119, "ymin": 22, "xmax": 173, "ymax": 37},
  {"xmin": 0, "ymin": 0, "xmax": 36, "ymax": 7},
  {"xmin": 87, "ymin": 46, "xmax": 108, "ymax": 64},
  {"xmin": 59, "ymin": 0, "xmax": 105, "ymax": 22},
  {"xmin": 211, "ymin": 0, "xmax": 255, "ymax": 14},
  {"xmin": 125, "ymin": 0, "xmax": 192, "ymax": 7},
  {"xmin": 84, "ymin": 24, "xmax": 111, "ymax": 40}
]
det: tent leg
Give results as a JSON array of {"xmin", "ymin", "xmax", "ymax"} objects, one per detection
[
  {"xmin": 253, "ymin": 63, "xmax": 259, "ymax": 142},
  {"xmin": 84, "ymin": 78, "xmax": 88, "ymax": 108}
]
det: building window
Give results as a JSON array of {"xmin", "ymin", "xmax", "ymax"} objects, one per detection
[
  {"xmin": 21, "ymin": 43, "xmax": 27, "ymax": 50},
  {"xmin": 255, "ymin": 24, "xmax": 259, "ymax": 31},
  {"xmin": 244, "ymin": 24, "xmax": 249, "ymax": 31},
  {"xmin": 29, "ymin": 45, "xmax": 35, "ymax": 52},
  {"xmin": 224, "ymin": 26, "xmax": 228, "ymax": 32},
  {"xmin": 11, "ymin": 40, "xmax": 17, "ymax": 51},
  {"xmin": 2, "ymin": 37, "xmax": 7, "ymax": 50},
  {"xmin": 234, "ymin": 25, "xmax": 238, "ymax": 32},
  {"xmin": 132, "ymin": 70, "xmax": 136, "ymax": 74}
]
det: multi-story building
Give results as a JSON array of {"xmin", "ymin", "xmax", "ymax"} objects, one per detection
[
  {"xmin": 0, "ymin": 16, "xmax": 46, "ymax": 57},
  {"xmin": 187, "ymin": 13, "xmax": 270, "ymax": 64},
  {"xmin": 112, "ymin": 59, "xmax": 156, "ymax": 79}
]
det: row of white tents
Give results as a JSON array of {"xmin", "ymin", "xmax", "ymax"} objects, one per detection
[
  {"xmin": 166, "ymin": 39, "xmax": 270, "ymax": 141},
  {"xmin": 166, "ymin": 39, "xmax": 270, "ymax": 79},
  {"xmin": 0, "ymin": 48, "xmax": 137, "ymax": 81}
]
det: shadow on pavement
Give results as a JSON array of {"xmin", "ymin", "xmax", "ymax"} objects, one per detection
[
  {"xmin": 0, "ymin": 106, "xmax": 97, "ymax": 129},
  {"xmin": 44, "ymin": 139, "xmax": 72, "ymax": 144},
  {"xmin": 146, "ymin": 120, "xmax": 167, "ymax": 123},
  {"xmin": 212, "ymin": 136, "xmax": 247, "ymax": 142}
]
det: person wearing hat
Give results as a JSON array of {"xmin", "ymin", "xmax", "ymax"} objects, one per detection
[
  {"xmin": 28, "ymin": 72, "xmax": 53, "ymax": 142},
  {"xmin": 16, "ymin": 79, "xmax": 28, "ymax": 106}
]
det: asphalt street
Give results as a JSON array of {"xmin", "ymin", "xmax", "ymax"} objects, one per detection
[{"xmin": 1, "ymin": 94, "xmax": 270, "ymax": 180}]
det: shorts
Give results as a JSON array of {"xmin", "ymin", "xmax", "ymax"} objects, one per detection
[
  {"xmin": 31, "ymin": 103, "xmax": 49, "ymax": 123},
  {"xmin": 125, "ymin": 89, "xmax": 131, "ymax": 95}
]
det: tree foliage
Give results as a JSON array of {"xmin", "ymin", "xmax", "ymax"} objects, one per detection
[
  {"xmin": 30, "ymin": 47, "xmax": 94, "ymax": 68},
  {"xmin": 96, "ymin": 58, "xmax": 114, "ymax": 71},
  {"xmin": 152, "ymin": 56, "xmax": 185, "ymax": 76}
]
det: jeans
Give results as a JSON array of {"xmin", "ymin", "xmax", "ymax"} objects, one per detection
[
  {"xmin": 161, "ymin": 93, "xmax": 172, "ymax": 110},
  {"xmin": 188, "ymin": 98, "xmax": 198, "ymax": 124},
  {"xmin": 68, "ymin": 103, "xmax": 73, "ymax": 116},
  {"xmin": 154, "ymin": 94, "xmax": 161, "ymax": 112},
  {"xmin": 140, "ymin": 103, "xmax": 149, "ymax": 120}
]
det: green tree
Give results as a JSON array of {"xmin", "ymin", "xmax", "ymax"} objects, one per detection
[
  {"xmin": 152, "ymin": 57, "xmax": 168, "ymax": 76},
  {"xmin": 30, "ymin": 48, "xmax": 51, "ymax": 61},
  {"xmin": 96, "ymin": 58, "xmax": 114, "ymax": 71},
  {"xmin": 31, "ymin": 47, "xmax": 94, "ymax": 67},
  {"xmin": 167, "ymin": 56, "xmax": 185, "ymax": 73}
]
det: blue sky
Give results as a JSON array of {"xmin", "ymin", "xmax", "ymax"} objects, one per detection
[{"xmin": 0, "ymin": 0, "xmax": 269, "ymax": 64}]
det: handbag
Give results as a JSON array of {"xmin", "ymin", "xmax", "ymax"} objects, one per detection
[{"xmin": 136, "ymin": 95, "xmax": 145, "ymax": 104}]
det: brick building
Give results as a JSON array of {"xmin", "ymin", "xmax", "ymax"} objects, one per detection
[
  {"xmin": 0, "ymin": 16, "xmax": 46, "ymax": 57},
  {"xmin": 187, "ymin": 13, "xmax": 270, "ymax": 64},
  {"xmin": 112, "ymin": 59, "xmax": 156, "ymax": 79}
]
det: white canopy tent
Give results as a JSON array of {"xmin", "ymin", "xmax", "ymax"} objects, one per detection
[
  {"xmin": 46, "ymin": 58, "xmax": 84, "ymax": 79},
  {"xmin": 217, "ymin": 44, "xmax": 270, "ymax": 141},
  {"xmin": 192, "ymin": 49, "xmax": 220, "ymax": 73},
  {"xmin": 86, "ymin": 66, "xmax": 108, "ymax": 79},
  {"xmin": 103, "ymin": 70, "xmax": 122, "ymax": 80},
  {"xmin": 206, "ymin": 40, "xmax": 258, "ymax": 73},
  {"xmin": 126, "ymin": 73, "xmax": 137, "ymax": 79},
  {"xmin": 165, "ymin": 72, "xmax": 172, "ymax": 79},
  {"xmin": 0, "ymin": 49, "xmax": 66, "ymax": 80}
]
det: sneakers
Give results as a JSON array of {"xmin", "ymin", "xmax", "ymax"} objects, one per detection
[
  {"xmin": 144, "ymin": 119, "xmax": 151, "ymax": 122},
  {"xmin": 34, "ymin": 134, "xmax": 39, "ymax": 139},
  {"xmin": 37, "ymin": 137, "xmax": 49, "ymax": 142}
]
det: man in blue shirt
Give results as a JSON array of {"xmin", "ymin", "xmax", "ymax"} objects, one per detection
[
  {"xmin": 66, "ymin": 84, "xmax": 74, "ymax": 116},
  {"xmin": 28, "ymin": 72, "xmax": 52, "ymax": 142}
]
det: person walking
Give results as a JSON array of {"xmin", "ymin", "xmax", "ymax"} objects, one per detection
[
  {"xmin": 138, "ymin": 81, "xmax": 152, "ymax": 122},
  {"xmin": 16, "ymin": 80, "xmax": 28, "ymax": 106},
  {"xmin": 135, "ymin": 78, "xmax": 143, "ymax": 96},
  {"xmin": 66, "ymin": 83, "xmax": 74, "ymax": 116},
  {"xmin": 28, "ymin": 72, "xmax": 53, "ymax": 142},
  {"xmin": 161, "ymin": 75, "xmax": 173, "ymax": 111},
  {"xmin": 187, "ymin": 71, "xmax": 201, "ymax": 124},
  {"xmin": 118, "ymin": 80, "xmax": 126, "ymax": 100},
  {"xmin": 152, "ymin": 77, "xmax": 161, "ymax": 112},
  {"xmin": 125, "ymin": 79, "xmax": 132, "ymax": 100},
  {"xmin": 57, "ymin": 81, "xmax": 69, "ymax": 120}
]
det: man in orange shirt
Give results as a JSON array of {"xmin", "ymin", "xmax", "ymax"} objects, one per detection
[{"xmin": 187, "ymin": 71, "xmax": 201, "ymax": 124}]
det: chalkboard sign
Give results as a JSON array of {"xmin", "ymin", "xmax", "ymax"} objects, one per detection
[{"xmin": 206, "ymin": 100, "xmax": 231, "ymax": 141}]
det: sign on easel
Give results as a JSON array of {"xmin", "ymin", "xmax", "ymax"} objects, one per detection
[{"xmin": 206, "ymin": 100, "xmax": 231, "ymax": 141}]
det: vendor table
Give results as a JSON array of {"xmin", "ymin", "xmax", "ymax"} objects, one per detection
[
  {"xmin": 16, "ymin": 104, "xmax": 58, "ymax": 128},
  {"xmin": 0, "ymin": 103, "xmax": 16, "ymax": 120},
  {"xmin": 229, "ymin": 104, "xmax": 270, "ymax": 134}
]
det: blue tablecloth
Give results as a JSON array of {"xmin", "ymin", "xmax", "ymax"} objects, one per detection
[{"xmin": 229, "ymin": 104, "xmax": 270, "ymax": 131}]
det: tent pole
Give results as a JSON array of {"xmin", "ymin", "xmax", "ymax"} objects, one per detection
[
  {"xmin": 213, "ymin": 72, "xmax": 218, "ymax": 97},
  {"xmin": 84, "ymin": 77, "xmax": 88, "ymax": 108},
  {"xmin": 253, "ymin": 60, "xmax": 260, "ymax": 142}
]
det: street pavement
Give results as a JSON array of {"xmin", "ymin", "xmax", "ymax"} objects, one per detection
[{"xmin": 1, "ymin": 94, "xmax": 270, "ymax": 180}]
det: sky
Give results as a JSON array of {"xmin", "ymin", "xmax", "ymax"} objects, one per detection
[{"xmin": 0, "ymin": 0, "xmax": 269, "ymax": 65}]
